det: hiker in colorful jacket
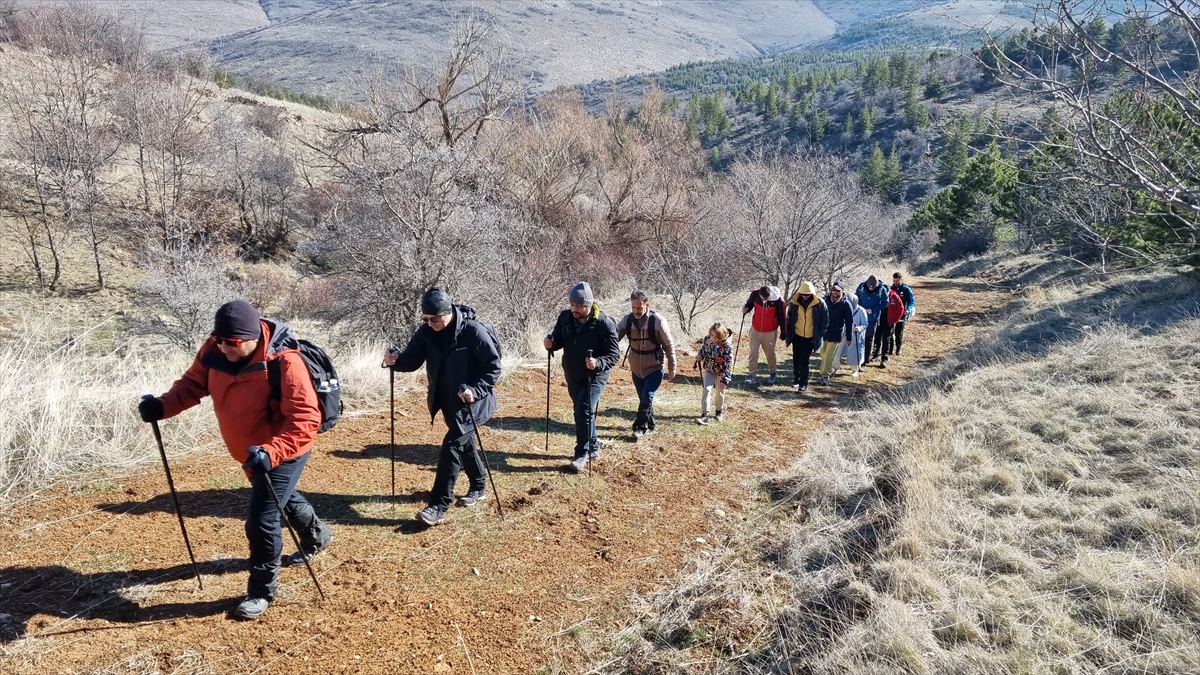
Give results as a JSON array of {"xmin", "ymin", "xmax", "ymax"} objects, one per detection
[
  {"xmin": 856, "ymin": 275, "xmax": 889, "ymax": 365},
  {"xmin": 384, "ymin": 288, "xmax": 502, "ymax": 527},
  {"xmin": 616, "ymin": 290, "xmax": 677, "ymax": 440},
  {"xmin": 741, "ymin": 285, "xmax": 786, "ymax": 385},
  {"xmin": 693, "ymin": 322, "xmax": 733, "ymax": 425},
  {"xmin": 544, "ymin": 282, "xmax": 621, "ymax": 473},
  {"xmin": 889, "ymin": 272, "xmax": 916, "ymax": 356},
  {"xmin": 138, "ymin": 300, "xmax": 332, "ymax": 620},
  {"xmin": 841, "ymin": 293, "xmax": 869, "ymax": 377},
  {"xmin": 785, "ymin": 281, "xmax": 827, "ymax": 393}
]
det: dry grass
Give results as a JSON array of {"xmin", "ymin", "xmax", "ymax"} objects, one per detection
[{"xmin": 590, "ymin": 269, "xmax": 1200, "ymax": 674}]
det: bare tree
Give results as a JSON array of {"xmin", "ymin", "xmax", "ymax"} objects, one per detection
[
  {"xmin": 985, "ymin": 0, "xmax": 1200, "ymax": 247},
  {"xmin": 129, "ymin": 237, "xmax": 242, "ymax": 353}
]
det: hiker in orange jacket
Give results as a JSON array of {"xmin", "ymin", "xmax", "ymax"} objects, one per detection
[{"xmin": 138, "ymin": 300, "xmax": 332, "ymax": 620}]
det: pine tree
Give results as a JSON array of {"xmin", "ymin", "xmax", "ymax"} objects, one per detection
[
  {"xmin": 882, "ymin": 145, "xmax": 906, "ymax": 203},
  {"xmin": 904, "ymin": 85, "xmax": 930, "ymax": 129},
  {"xmin": 924, "ymin": 72, "xmax": 948, "ymax": 100},
  {"xmin": 861, "ymin": 144, "xmax": 886, "ymax": 193},
  {"xmin": 843, "ymin": 112, "xmax": 854, "ymax": 138},
  {"xmin": 809, "ymin": 109, "xmax": 827, "ymax": 143},
  {"xmin": 788, "ymin": 103, "xmax": 805, "ymax": 132},
  {"xmin": 938, "ymin": 135, "xmax": 969, "ymax": 184},
  {"xmin": 860, "ymin": 104, "xmax": 875, "ymax": 139}
]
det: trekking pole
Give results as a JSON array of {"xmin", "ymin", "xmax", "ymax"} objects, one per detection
[
  {"xmin": 732, "ymin": 312, "xmax": 747, "ymax": 383},
  {"xmin": 465, "ymin": 403, "xmax": 504, "ymax": 520},
  {"xmin": 142, "ymin": 395, "xmax": 203, "ymax": 590},
  {"xmin": 586, "ymin": 349, "xmax": 595, "ymax": 476},
  {"xmin": 544, "ymin": 349, "xmax": 552, "ymax": 455},
  {"xmin": 261, "ymin": 473, "xmax": 326, "ymax": 601},
  {"xmin": 386, "ymin": 348, "xmax": 398, "ymax": 507}
]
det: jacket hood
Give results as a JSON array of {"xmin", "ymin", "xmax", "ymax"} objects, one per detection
[
  {"xmin": 263, "ymin": 318, "xmax": 298, "ymax": 358},
  {"xmin": 766, "ymin": 286, "xmax": 781, "ymax": 302},
  {"xmin": 451, "ymin": 304, "xmax": 478, "ymax": 341}
]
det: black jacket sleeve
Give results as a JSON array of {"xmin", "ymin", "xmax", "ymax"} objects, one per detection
[
  {"xmin": 773, "ymin": 299, "xmax": 787, "ymax": 333},
  {"xmin": 594, "ymin": 315, "xmax": 621, "ymax": 373},
  {"xmin": 547, "ymin": 311, "xmax": 568, "ymax": 352},
  {"xmin": 461, "ymin": 323, "xmax": 501, "ymax": 399},
  {"xmin": 389, "ymin": 328, "xmax": 429, "ymax": 373},
  {"xmin": 743, "ymin": 291, "xmax": 757, "ymax": 312}
]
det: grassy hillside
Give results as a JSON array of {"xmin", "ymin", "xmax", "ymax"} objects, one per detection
[{"xmin": 588, "ymin": 256, "xmax": 1200, "ymax": 673}]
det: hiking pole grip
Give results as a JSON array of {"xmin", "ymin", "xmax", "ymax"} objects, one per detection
[
  {"xmin": 466, "ymin": 404, "xmax": 504, "ymax": 519},
  {"xmin": 143, "ymin": 395, "xmax": 203, "ymax": 590},
  {"xmin": 261, "ymin": 472, "xmax": 326, "ymax": 601}
]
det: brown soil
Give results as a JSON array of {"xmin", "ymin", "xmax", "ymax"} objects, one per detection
[{"xmin": 0, "ymin": 278, "xmax": 1008, "ymax": 675}]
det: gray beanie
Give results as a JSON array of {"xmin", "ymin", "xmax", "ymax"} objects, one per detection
[
  {"xmin": 421, "ymin": 287, "xmax": 452, "ymax": 316},
  {"xmin": 569, "ymin": 281, "xmax": 594, "ymax": 306}
]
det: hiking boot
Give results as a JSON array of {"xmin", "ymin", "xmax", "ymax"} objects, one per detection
[
  {"xmin": 696, "ymin": 415, "xmax": 710, "ymax": 425},
  {"xmin": 457, "ymin": 489, "xmax": 488, "ymax": 507},
  {"xmin": 851, "ymin": 370, "xmax": 860, "ymax": 378},
  {"xmin": 745, "ymin": 375, "xmax": 757, "ymax": 386},
  {"xmin": 819, "ymin": 376, "xmax": 829, "ymax": 385},
  {"xmin": 283, "ymin": 527, "xmax": 333, "ymax": 567},
  {"xmin": 714, "ymin": 410, "xmax": 724, "ymax": 422},
  {"xmin": 232, "ymin": 596, "xmax": 270, "ymax": 620},
  {"xmin": 767, "ymin": 373, "xmax": 777, "ymax": 385},
  {"xmin": 568, "ymin": 455, "xmax": 589, "ymax": 473},
  {"xmin": 799, "ymin": 384, "xmax": 808, "ymax": 393},
  {"xmin": 588, "ymin": 448, "xmax": 600, "ymax": 461},
  {"xmin": 878, "ymin": 362, "xmax": 887, "ymax": 369},
  {"xmin": 416, "ymin": 504, "xmax": 447, "ymax": 526},
  {"xmin": 632, "ymin": 428, "xmax": 645, "ymax": 441}
]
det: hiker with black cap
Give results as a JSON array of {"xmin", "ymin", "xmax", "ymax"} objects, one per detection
[
  {"xmin": 616, "ymin": 290, "xmax": 677, "ymax": 440},
  {"xmin": 856, "ymin": 275, "xmax": 889, "ymax": 365},
  {"xmin": 543, "ymin": 282, "xmax": 620, "ymax": 472},
  {"xmin": 138, "ymin": 300, "xmax": 333, "ymax": 620},
  {"xmin": 817, "ymin": 281, "xmax": 854, "ymax": 385},
  {"xmin": 383, "ymin": 288, "xmax": 502, "ymax": 526}
]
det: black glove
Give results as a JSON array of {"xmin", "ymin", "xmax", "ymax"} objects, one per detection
[
  {"xmin": 138, "ymin": 395, "xmax": 164, "ymax": 423},
  {"xmin": 242, "ymin": 446, "xmax": 271, "ymax": 476}
]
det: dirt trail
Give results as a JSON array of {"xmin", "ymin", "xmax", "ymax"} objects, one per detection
[{"xmin": 0, "ymin": 278, "xmax": 1008, "ymax": 675}]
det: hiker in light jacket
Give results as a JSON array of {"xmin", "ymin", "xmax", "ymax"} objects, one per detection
[
  {"xmin": 693, "ymin": 322, "xmax": 733, "ymax": 425},
  {"xmin": 383, "ymin": 288, "xmax": 502, "ymax": 527},
  {"xmin": 616, "ymin": 290, "xmax": 677, "ymax": 440},
  {"xmin": 817, "ymin": 281, "xmax": 854, "ymax": 385},
  {"xmin": 785, "ymin": 281, "xmax": 827, "ymax": 393},
  {"xmin": 842, "ymin": 293, "xmax": 868, "ymax": 377},
  {"xmin": 741, "ymin": 285, "xmax": 786, "ymax": 385},
  {"xmin": 138, "ymin": 300, "xmax": 332, "ymax": 620},
  {"xmin": 544, "ymin": 282, "xmax": 621, "ymax": 473},
  {"xmin": 856, "ymin": 275, "xmax": 889, "ymax": 365}
]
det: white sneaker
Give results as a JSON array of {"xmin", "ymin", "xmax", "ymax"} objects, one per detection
[{"xmin": 696, "ymin": 415, "xmax": 710, "ymax": 425}]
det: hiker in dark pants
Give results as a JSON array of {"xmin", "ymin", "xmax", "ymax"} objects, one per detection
[
  {"xmin": 139, "ymin": 300, "xmax": 332, "ymax": 620},
  {"xmin": 856, "ymin": 275, "xmax": 889, "ymax": 366},
  {"xmin": 785, "ymin": 281, "xmax": 827, "ymax": 393},
  {"xmin": 544, "ymin": 282, "xmax": 620, "ymax": 473},
  {"xmin": 383, "ymin": 288, "xmax": 502, "ymax": 527},
  {"xmin": 889, "ymin": 272, "xmax": 916, "ymax": 356},
  {"xmin": 616, "ymin": 290, "xmax": 677, "ymax": 440}
]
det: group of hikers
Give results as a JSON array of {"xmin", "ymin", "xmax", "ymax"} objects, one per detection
[{"xmin": 135, "ymin": 274, "xmax": 915, "ymax": 619}]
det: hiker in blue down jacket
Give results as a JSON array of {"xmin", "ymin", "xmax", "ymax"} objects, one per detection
[{"xmin": 856, "ymin": 275, "xmax": 889, "ymax": 365}]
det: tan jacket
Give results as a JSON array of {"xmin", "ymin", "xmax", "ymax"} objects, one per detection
[{"xmin": 616, "ymin": 311, "xmax": 677, "ymax": 379}]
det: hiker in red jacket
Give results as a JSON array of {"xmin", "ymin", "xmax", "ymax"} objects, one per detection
[
  {"xmin": 741, "ymin": 285, "xmax": 786, "ymax": 386},
  {"xmin": 138, "ymin": 300, "xmax": 332, "ymax": 620},
  {"xmin": 871, "ymin": 286, "xmax": 907, "ymax": 369}
]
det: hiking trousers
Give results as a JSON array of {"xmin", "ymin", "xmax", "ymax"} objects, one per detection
[
  {"xmin": 566, "ymin": 373, "xmax": 609, "ymax": 458},
  {"xmin": 872, "ymin": 322, "xmax": 894, "ymax": 362},
  {"xmin": 791, "ymin": 337, "xmax": 817, "ymax": 385},
  {"xmin": 700, "ymin": 371, "xmax": 726, "ymax": 416},
  {"xmin": 429, "ymin": 430, "xmax": 486, "ymax": 509},
  {"xmin": 819, "ymin": 339, "xmax": 845, "ymax": 377},
  {"xmin": 631, "ymin": 369, "xmax": 664, "ymax": 432},
  {"xmin": 246, "ymin": 451, "xmax": 330, "ymax": 601},
  {"xmin": 747, "ymin": 329, "xmax": 778, "ymax": 376},
  {"xmin": 892, "ymin": 320, "xmax": 907, "ymax": 354}
]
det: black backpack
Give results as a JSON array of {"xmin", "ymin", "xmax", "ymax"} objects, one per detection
[
  {"xmin": 269, "ymin": 339, "xmax": 342, "ymax": 433},
  {"xmin": 478, "ymin": 321, "xmax": 502, "ymax": 359}
]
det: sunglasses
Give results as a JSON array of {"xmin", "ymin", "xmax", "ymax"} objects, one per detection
[
  {"xmin": 422, "ymin": 314, "xmax": 450, "ymax": 323},
  {"xmin": 212, "ymin": 336, "xmax": 249, "ymax": 347}
]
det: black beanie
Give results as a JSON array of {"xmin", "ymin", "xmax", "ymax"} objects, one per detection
[
  {"xmin": 213, "ymin": 300, "xmax": 262, "ymax": 340},
  {"xmin": 421, "ymin": 288, "xmax": 453, "ymax": 316}
]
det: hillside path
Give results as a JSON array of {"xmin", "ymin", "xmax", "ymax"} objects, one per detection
[{"xmin": 0, "ymin": 277, "xmax": 1009, "ymax": 674}]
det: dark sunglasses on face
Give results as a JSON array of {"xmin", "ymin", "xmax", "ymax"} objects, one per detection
[
  {"xmin": 212, "ymin": 336, "xmax": 248, "ymax": 347},
  {"xmin": 423, "ymin": 314, "xmax": 449, "ymax": 323}
]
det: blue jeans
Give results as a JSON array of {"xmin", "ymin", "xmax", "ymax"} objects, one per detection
[
  {"xmin": 566, "ymin": 373, "xmax": 609, "ymax": 458},
  {"xmin": 246, "ymin": 452, "xmax": 328, "ymax": 600},
  {"xmin": 631, "ymin": 369, "xmax": 664, "ymax": 432}
]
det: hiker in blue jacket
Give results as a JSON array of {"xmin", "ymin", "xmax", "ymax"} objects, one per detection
[
  {"xmin": 889, "ymin": 272, "xmax": 917, "ymax": 356},
  {"xmin": 856, "ymin": 275, "xmax": 889, "ymax": 365}
]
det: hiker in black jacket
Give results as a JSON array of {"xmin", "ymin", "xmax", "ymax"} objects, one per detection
[
  {"xmin": 384, "ymin": 288, "xmax": 502, "ymax": 526},
  {"xmin": 817, "ymin": 281, "xmax": 854, "ymax": 385},
  {"xmin": 543, "ymin": 282, "xmax": 621, "ymax": 473}
]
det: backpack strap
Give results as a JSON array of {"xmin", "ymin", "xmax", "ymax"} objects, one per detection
[{"xmin": 630, "ymin": 311, "xmax": 662, "ymax": 355}]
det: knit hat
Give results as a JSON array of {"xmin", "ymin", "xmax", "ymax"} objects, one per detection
[
  {"xmin": 866, "ymin": 275, "xmax": 879, "ymax": 289},
  {"xmin": 569, "ymin": 281, "xmax": 594, "ymax": 306},
  {"xmin": 421, "ymin": 287, "xmax": 453, "ymax": 316},
  {"xmin": 213, "ymin": 300, "xmax": 262, "ymax": 340},
  {"xmin": 797, "ymin": 281, "xmax": 817, "ymax": 295}
]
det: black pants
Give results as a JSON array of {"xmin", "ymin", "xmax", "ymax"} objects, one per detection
[
  {"xmin": 247, "ymin": 452, "xmax": 330, "ymax": 600},
  {"xmin": 791, "ymin": 337, "xmax": 816, "ymax": 385},
  {"xmin": 566, "ymin": 374, "xmax": 608, "ymax": 459},
  {"xmin": 871, "ymin": 322, "xmax": 894, "ymax": 362},
  {"xmin": 892, "ymin": 321, "xmax": 907, "ymax": 354},
  {"xmin": 429, "ymin": 430, "xmax": 486, "ymax": 509}
]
